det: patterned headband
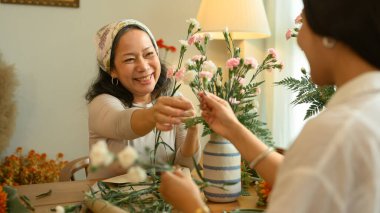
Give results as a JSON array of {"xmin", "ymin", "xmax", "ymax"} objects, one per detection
[{"xmin": 95, "ymin": 19, "xmax": 159, "ymax": 73}]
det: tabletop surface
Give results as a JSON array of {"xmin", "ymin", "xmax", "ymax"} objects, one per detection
[{"xmin": 15, "ymin": 180, "xmax": 265, "ymax": 212}]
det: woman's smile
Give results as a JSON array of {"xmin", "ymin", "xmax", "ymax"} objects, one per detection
[{"xmin": 134, "ymin": 73, "xmax": 154, "ymax": 84}]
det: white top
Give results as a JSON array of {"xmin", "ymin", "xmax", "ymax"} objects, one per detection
[
  {"xmin": 87, "ymin": 94, "xmax": 200, "ymax": 179},
  {"xmin": 267, "ymin": 72, "xmax": 380, "ymax": 213}
]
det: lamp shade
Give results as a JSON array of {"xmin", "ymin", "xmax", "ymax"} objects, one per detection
[{"xmin": 197, "ymin": 0, "xmax": 271, "ymax": 40}]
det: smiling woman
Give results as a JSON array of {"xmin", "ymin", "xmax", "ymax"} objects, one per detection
[
  {"xmin": 85, "ymin": 19, "xmax": 201, "ymax": 179},
  {"xmin": 0, "ymin": 0, "xmax": 79, "ymax": 8}
]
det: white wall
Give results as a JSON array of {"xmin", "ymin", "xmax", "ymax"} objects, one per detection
[
  {"xmin": 0, "ymin": 0, "xmax": 276, "ymax": 163},
  {"xmin": 0, "ymin": 0, "xmax": 203, "ymax": 160}
]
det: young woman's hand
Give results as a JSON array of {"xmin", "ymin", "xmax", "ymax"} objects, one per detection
[
  {"xmin": 152, "ymin": 96, "xmax": 195, "ymax": 131},
  {"xmin": 159, "ymin": 169, "xmax": 205, "ymax": 213},
  {"xmin": 199, "ymin": 93, "xmax": 240, "ymax": 140}
]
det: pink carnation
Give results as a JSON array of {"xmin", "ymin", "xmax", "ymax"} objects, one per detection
[
  {"xmin": 268, "ymin": 48, "xmax": 278, "ymax": 59},
  {"xmin": 188, "ymin": 34, "xmax": 203, "ymax": 46},
  {"xmin": 167, "ymin": 67, "xmax": 175, "ymax": 78},
  {"xmin": 199, "ymin": 71, "xmax": 213, "ymax": 80},
  {"xmin": 175, "ymin": 68, "xmax": 185, "ymax": 81},
  {"xmin": 226, "ymin": 58, "xmax": 240, "ymax": 69},
  {"xmin": 244, "ymin": 57, "xmax": 258, "ymax": 69},
  {"xmin": 238, "ymin": 77, "xmax": 245, "ymax": 85},
  {"xmin": 295, "ymin": 14, "xmax": 303, "ymax": 24},
  {"xmin": 192, "ymin": 55, "xmax": 206, "ymax": 62}
]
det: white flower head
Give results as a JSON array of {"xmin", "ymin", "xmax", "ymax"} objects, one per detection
[
  {"xmin": 204, "ymin": 32, "xmax": 213, "ymax": 41},
  {"xmin": 224, "ymin": 27, "xmax": 229, "ymax": 33},
  {"xmin": 179, "ymin": 40, "xmax": 189, "ymax": 47},
  {"xmin": 125, "ymin": 166, "xmax": 147, "ymax": 183},
  {"xmin": 202, "ymin": 60, "xmax": 217, "ymax": 74},
  {"xmin": 55, "ymin": 205, "xmax": 65, "ymax": 213},
  {"xmin": 183, "ymin": 70, "xmax": 197, "ymax": 85},
  {"xmin": 186, "ymin": 58, "xmax": 196, "ymax": 69},
  {"xmin": 89, "ymin": 140, "xmax": 114, "ymax": 167},
  {"xmin": 186, "ymin": 18, "xmax": 200, "ymax": 31},
  {"xmin": 117, "ymin": 146, "xmax": 138, "ymax": 169}
]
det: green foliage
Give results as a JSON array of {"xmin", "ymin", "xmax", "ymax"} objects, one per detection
[{"xmin": 276, "ymin": 68, "xmax": 335, "ymax": 120}]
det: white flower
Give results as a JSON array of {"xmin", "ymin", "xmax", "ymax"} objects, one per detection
[
  {"xmin": 224, "ymin": 27, "xmax": 229, "ymax": 33},
  {"xmin": 55, "ymin": 205, "xmax": 65, "ymax": 213},
  {"xmin": 117, "ymin": 146, "xmax": 138, "ymax": 169},
  {"xmin": 89, "ymin": 140, "xmax": 114, "ymax": 167},
  {"xmin": 201, "ymin": 60, "xmax": 217, "ymax": 74},
  {"xmin": 186, "ymin": 59, "xmax": 196, "ymax": 69},
  {"xmin": 179, "ymin": 40, "xmax": 189, "ymax": 47},
  {"xmin": 186, "ymin": 18, "xmax": 200, "ymax": 31},
  {"xmin": 204, "ymin": 32, "xmax": 213, "ymax": 41},
  {"xmin": 183, "ymin": 70, "xmax": 197, "ymax": 85},
  {"xmin": 229, "ymin": 97, "xmax": 240, "ymax": 105},
  {"xmin": 125, "ymin": 166, "xmax": 147, "ymax": 183}
]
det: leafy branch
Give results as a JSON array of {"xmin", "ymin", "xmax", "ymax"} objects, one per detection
[{"xmin": 276, "ymin": 68, "xmax": 335, "ymax": 120}]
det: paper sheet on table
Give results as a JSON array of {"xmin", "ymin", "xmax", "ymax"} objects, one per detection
[{"xmin": 102, "ymin": 167, "xmax": 191, "ymax": 184}]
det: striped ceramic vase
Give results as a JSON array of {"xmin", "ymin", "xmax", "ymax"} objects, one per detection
[{"xmin": 203, "ymin": 133, "xmax": 241, "ymax": 202}]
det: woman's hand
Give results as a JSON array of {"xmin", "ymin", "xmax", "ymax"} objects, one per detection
[
  {"xmin": 159, "ymin": 169, "xmax": 205, "ymax": 213},
  {"xmin": 199, "ymin": 92, "xmax": 240, "ymax": 140},
  {"xmin": 152, "ymin": 96, "xmax": 195, "ymax": 131}
]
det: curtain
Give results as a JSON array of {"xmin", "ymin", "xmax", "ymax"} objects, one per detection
[{"xmin": 261, "ymin": 0, "xmax": 309, "ymax": 149}]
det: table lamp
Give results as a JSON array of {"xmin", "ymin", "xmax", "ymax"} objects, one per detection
[{"xmin": 197, "ymin": 0, "xmax": 271, "ymax": 40}]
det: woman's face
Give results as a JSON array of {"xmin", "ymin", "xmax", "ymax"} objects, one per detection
[
  {"xmin": 111, "ymin": 29, "xmax": 161, "ymax": 103},
  {"xmin": 297, "ymin": 12, "xmax": 335, "ymax": 86}
]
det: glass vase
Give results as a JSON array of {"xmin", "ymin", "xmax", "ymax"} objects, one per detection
[{"xmin": 203, "ymin": 133, "xmax": 241, "ymax": 202}]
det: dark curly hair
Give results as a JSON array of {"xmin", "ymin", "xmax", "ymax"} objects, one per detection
[{"xmin": 85, "ymin": 25, "xmax": 172, "ymax": 107}]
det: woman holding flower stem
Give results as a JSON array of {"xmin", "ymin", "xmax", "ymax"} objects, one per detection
[
  {"xmin": 85, "ymin": 19, "xmax": 201, "ymax": 179},
  {"xmin": 160, "ymin": 0, "xmax": 380, "ymax": 212}
]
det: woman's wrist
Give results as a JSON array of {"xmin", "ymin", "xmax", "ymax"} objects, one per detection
[{"xmin": 225, "ymin": 121, "xmax": 245, "ymax": 141}]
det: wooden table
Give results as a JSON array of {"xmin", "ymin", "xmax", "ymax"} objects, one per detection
[{"xmin": 16, "ymin": 180, "xmax": 264, "ymax": 212}]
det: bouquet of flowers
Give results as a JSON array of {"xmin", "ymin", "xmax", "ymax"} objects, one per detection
[{"xmin": 169, "ymin": 19, "xmax": 283, "ymax": 146}]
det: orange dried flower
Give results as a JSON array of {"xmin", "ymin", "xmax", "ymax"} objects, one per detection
[
  {"xmin": 255, "ymin": 179, "xmax": 272, "ymax": 207},
  {"xmin": 16, "ymin": 147, "xmax": 22, "ymax": 155},
  {"xmin": 0, "ymin": 148, "xmax": 67, "ymax": 186},
  {"xmin": 0, "ymin": 186, "xmax": 7, "ymax": 213}
]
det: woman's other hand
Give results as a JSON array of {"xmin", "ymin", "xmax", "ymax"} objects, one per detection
[
  {"xmin": 199, "ymin": 92, "xmax": 240, "ymax": 140},
  {"xmin": 159, "ymin": 169, "xmax": 205, "ymax": 213},
  {"xmin": 152, "ymin": 96, "xmax": 195, "ymax": 131}
]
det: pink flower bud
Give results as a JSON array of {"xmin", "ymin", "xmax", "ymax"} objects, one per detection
[
  {"xmin": 268, "ymin": 48, "xmax": 278, "ymax": 59},
  {"xmin": 285, "ymin": 29, "xmax": 292, "ymax": 40},
  {"xmin": 244, "ymin": 57, "xmax": 258, "ymax": 69}
]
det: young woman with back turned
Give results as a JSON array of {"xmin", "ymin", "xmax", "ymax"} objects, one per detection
[{"xmin": 159, "ymin": 0, "xmax": 380, "ymax": 212}]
